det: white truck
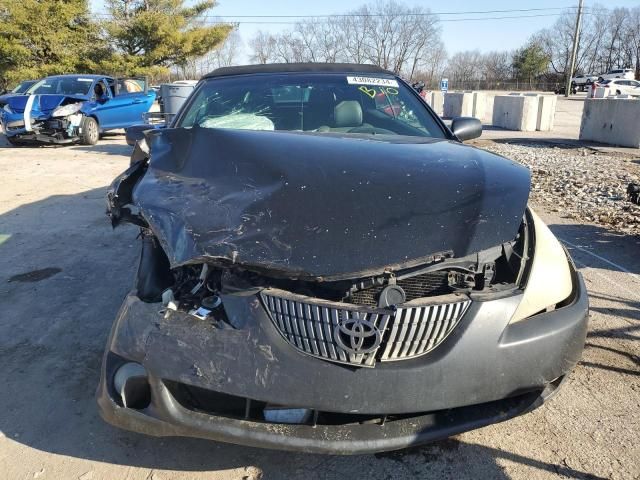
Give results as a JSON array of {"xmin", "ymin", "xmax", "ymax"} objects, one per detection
[
  {"xmin": 598, "ymin": 68, "xmax": 635, "ymax": 81},
  {"xmin": 571, "ymin": 73, "xmax": 599, "ymax": 91}
]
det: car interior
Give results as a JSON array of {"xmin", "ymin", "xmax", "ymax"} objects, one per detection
[{"xmin": 182, "ymin": 76, "xmax": 445, "ymax": 138}]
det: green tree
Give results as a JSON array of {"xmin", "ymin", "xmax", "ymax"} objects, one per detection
[
  {"xmin": 512, "ymin": 43, "xmax": 550, "ymax": 87},
  {"xmin": 101, "ymin": 0, "xmax": 233, "ymax": 77},
  {"xmin": 0, "ymin": 0, "xmax": 102, "ymax": 89}
]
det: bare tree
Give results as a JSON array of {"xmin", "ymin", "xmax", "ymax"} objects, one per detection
[
  {"xmin": 246, "ymin": 1, "xmax": 442, "ymax": 80},
  {"xmin": 481, "ymin": 51, "xmax": 514, "ymax": 82},
  {"xmin": 626, "ymin": 7, "xmax": 640, "ymax": 78},
  {"xmin": 445, "ymin": 50, "xmax": 483, "ymax": 85},
  {"xmin": 533, "ymin": 6, "xmax": 639, "ymax": 78},
  {"xmin": 211, "ymin": 30, "xmax": 241, "ymax": 68},
  {"xmin": 249, "ymin": 30, "xmax": 278, "ymax": 64},
  {"xmin": 245, "ymin": 2, "xmax": 640, "ymax": 84},
  {"xmin": 196, "ymin": 29, "xmax": 241, "ymax": 73}
]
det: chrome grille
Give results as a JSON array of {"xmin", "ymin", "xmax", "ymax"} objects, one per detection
[
  {"xmin": 379, "ymin": 301, "xmax": 469, "ymax": 361},
  {"xmin": 261, "ymin": 289, "xmax": 470, "ymax": 367}
]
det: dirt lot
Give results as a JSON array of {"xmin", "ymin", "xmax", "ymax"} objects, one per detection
[{"xmin": 0, "ymin": 133, "xmax": 639, "ymax": 480}]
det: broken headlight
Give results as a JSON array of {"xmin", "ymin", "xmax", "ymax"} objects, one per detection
[
  {"xmin": 509, "ymin": 208, "xmax": 573, "ymax": 323},
  {"xmin": 51, "ymin": 102, "xmax": 83, "ymax": 118}
]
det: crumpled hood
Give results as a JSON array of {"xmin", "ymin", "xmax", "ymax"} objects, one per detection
[
  {"xmin": 133, "ymin": 127, "xmax": 531, "ymax": 279},
  {"xmin": 5, "ymin": 94, "xmax": 87, "ymax": 115}
]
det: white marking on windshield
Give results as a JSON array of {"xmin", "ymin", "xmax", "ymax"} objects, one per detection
[{"xmin": 347, "ymin": 76, "xmax": 399, "ymax": 87}]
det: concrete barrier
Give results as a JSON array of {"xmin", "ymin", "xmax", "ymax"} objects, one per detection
[
  {"xmin": 430, "ymin": 91, "xmax": 444, "ymax": 116},
  {"xmin": 579, "ymin": 98, "xmax": 640, "ymax": 148},
  {"xmin": 594, "ymin": 87, "xmax": 608, "ymax": 98},
  {"xmin": 492, "ymin": 95, "xmax": 538, "ymax": 131},
  {"xmin": 482, "ymin": 94, "xmax": 495, "ymax": 123},
  {"xmin": 534, "ymin": 95, "xmax": 557, "ymax": 131},
  {"xmin": 443, "ymin": 92, "xmax": 473, "ymax": 118},
  {"xmin": 471, "ymin": 92, "xmax": 487, "ymax": 121}
]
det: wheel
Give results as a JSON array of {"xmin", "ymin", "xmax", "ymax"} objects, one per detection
[
  {"xmin": 616, "ymin": 90, "xmax": 621, "ymax": 95},
  {"xmin": 80, "ymin": 116, "xmax": 99, "ymax": 145}
]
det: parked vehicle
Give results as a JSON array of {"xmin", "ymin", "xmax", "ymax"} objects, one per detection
[
  {"xmin": 598, "ymin": 68, "xmax": 635, "ymax": 81},
  {"xmin": 598, "ymin": 78, "xmax": 640, "ymax": 96},
  {"xmin": 571, "ymin": 73, "xmax": 598, "ymax": 90},
  {"xmin": 554, "ymin": 84, "xmax": 577, "ymax": 95},
  {"xmin": 0, "ymin": 80, "xmax": 37, "ymax": 105},
  {"xmin": 0, "ymin": 74, "xmax": 155, "ymax": 146},
  {"xmin": 99, "ymin": 63, "xmax": 588, "ymax": 454}
]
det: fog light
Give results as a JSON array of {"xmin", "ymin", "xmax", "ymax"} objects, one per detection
[
  {"xmin": 113, "ymin": 362, "xmax": 151, "ymax": 409},
  {"xmin": 263, "ymin": 406, "xmax": 311, "ymax": 424}
]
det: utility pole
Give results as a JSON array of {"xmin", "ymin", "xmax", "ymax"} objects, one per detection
[{"xmin": 565, "ymin": 0, "xmax": 585, "ymax": 97}]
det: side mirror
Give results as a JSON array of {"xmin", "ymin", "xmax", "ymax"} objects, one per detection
[{"xmin": 451, "ymin": 117, "xmax": 482, "ymax": 141}]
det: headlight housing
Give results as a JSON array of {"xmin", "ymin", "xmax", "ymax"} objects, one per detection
[
  {"xmin": 51, "ymin": 102, "xmax": 83, "ymax": 118},
  {"xmin": 2, "ymin": 104, "xmax": 11, "ymax": 113},
  {"xmin": 510, "ymin": 208, "xmax": 574, "ymax": 323}
]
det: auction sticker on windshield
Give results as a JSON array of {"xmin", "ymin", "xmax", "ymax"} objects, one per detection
[{"xmin": 347, "ymin": 76, "xmax": 399, "ymax": 87}]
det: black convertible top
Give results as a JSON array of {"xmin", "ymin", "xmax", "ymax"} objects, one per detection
[{"xmin": 203, "ymin": 63, "xmax": 394, "ymax": 79}]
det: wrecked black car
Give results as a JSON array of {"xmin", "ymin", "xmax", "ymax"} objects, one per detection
[{"xmin": 98, "ymin": 64, "xmax": 589, "ymax": 454}]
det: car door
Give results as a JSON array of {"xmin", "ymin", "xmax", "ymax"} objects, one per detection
[
  {"xmin": 111, "ymin": 77, "xmax": 156, "ymax": 129},
  {"xmin": 79, "ymin": 78, "xmax": 113, "ymax": 127},
  {"xmin": 623, "ymin": 80, "xmax": 640, "ymax": 95},
  {"xmin": 90, "ymin": 77, "xmax": 155, "ymax": 130},
  {"xmin": 614, "ymin": 80, "xmax": 632, "ymax": 95}
]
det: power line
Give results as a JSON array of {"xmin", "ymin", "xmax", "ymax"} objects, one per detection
[
  {"xmin": 91, "ymin": 12, "xmax": 597, "ymax": 25},
  {"xmin": 90, "ymin": 5, "xmax": 587, "ymax": 20}
]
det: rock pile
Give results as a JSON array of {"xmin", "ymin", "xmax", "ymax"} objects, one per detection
[{"xmin": 481, "ymin": 142, "xmax": 640, "ymax": 236}]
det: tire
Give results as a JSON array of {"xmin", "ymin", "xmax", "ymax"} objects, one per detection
[
  {"xmin": 616, "ymin": 90, "xmax": 621, "ymax": 95},
  {"xmin": 80, "ymin": 116, "xmax": 99, "ymax": 145}
]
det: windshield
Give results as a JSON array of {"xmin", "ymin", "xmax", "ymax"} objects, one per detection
[
  {"xmin": 28, "ymin": 77, "xmax": 95, "ymax": 96},
  {"xmin": 11, "ymin": 81, "xmax": 33, "ymax": 94},
  {"xmin": 178, "ymin": 73, "xmax": 445, "ymax": 138}
]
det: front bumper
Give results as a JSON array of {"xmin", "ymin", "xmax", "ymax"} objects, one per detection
[
  {"xmin": 97, "ymin": 271, "xmax": 589, "ymax": 454},
  {"xmin": 1, "ymin": 116, "xmax": 78, "ymax": 144}
]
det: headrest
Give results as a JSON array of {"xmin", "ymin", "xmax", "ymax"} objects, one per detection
[{"xmin": 334, "ymin": 100, "xmax": 362, "ymax": 127}]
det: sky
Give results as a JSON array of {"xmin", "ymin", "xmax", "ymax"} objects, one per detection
[{"xmin": 90, "ymin": 0, "xmax": 640, "ymax": 62}]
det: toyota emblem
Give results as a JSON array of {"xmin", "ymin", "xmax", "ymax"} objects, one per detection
[{"xmin": 334, "ymin": 313, "xmax": 382, "ymax": 355}]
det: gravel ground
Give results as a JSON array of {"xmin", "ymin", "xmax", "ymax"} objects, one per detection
[
  {"xmin": 0, "ymin": 136, "xmax": 638, "ymax": 480},
  {"xmin": 480, "ymin": 142, "xmax": 640, "ymax": 236}
]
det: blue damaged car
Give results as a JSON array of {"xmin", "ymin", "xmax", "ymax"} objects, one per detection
[
  {"xmin": 0, "ymin": 74, "xmax": 156, "ymax": 146},
  {"xmin": 0, "ymin": 80, "xmax": 37, "ymax": 105}
]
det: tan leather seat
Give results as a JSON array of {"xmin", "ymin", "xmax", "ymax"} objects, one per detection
[{"xmin": 318, "ymin": 100, "xmax": 366, "ymax": 132}]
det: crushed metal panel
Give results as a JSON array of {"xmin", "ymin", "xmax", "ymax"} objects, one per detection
[{"xmin": 131, "ymin": 127, "xmax": 531, "ymax": 279}]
